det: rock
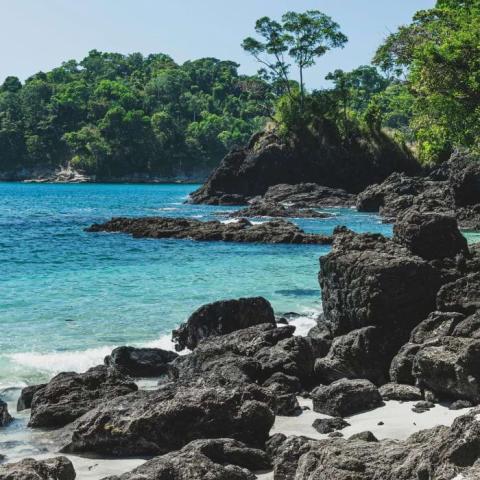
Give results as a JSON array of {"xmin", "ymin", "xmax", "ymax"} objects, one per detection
[
  {"xmin": 104, "ymin": 347, "xmax": 178, "ymax": 377},
  {"xmin": 393, "ymin": 210, "xmax": 468, "ymax": 260},
  {"xmin": 86, "ymin": 217, "xmax": 333, "ymax": 245},
  {"xmin": 261, "ymin": 183, "xmax": 355, "ymax": 208},
  {"xmin": 412, "ymin": 400, "xmax": 435, "ymax": 413},
  {"xmin": 0, "ymin": 399, "xmax": 12, "ymax": 427},
  {"xmin": 319, "ymin": 227, "xmax": 440, "ymax": 346},
  {"xmin": 328, "ymin": 431, "xmax": 344, "ymax": 438},
  {"xmin": 389, "ymin": 343, "xmax": 421, "ymax": 385},
  {"xmin": 29, "ymin": 365, "xmax": 138, "ymax": 428},
  {"xmin": 311, "ymin": 379, "xmax": 383, "ymax": 417},
  {"xmin": 409, "ymin": 311, "xmax": 465, "ymax": 344},
  {"xmin": 412, "ymin": 336, "xmax": 480, "ymax": 403},
  {"xmin": 314, "ymin": 327, "xmax": 388, "ymax": 386},
  {"xmin": 172, "ymin": 297, "xmax": 275, "ymax": 351},
  {"xmin": 229, "ymin": 201, "xmax": 332, "ymax": 219},
  {"xmin": 449, "ymin": 153, "xmax": 480, "ymax": 206},
  {"xmin": 17, "ymin": 384, "xmax": 47, "ymax": 411},
  {"xmin": 452, "ymin": 312, "xmax": 480, "ymax": 338},
  {"xmin": 449, "ymin": 400, "xmax": 473, "ymax": 410},
  {"xmin": 312, "ymin": 417, "xmax": 350, "ymax": 434},
  {"xmin": 379, "ymin": 383, "xmax": 422, "ymax": 401},
  {"xmin": 0, "ymin": 457, "xmax": 75, "ymax": 480},
  {"xmin": 103, "ymin": 438, "xmax": 270, "ymax": 480},
  {"xmin": 262, "ymin": 373, "xmax": 302, "ymax": 394},
  {"xmin": 61, "ymin": 384, "xmax": 274, "ymax": 456},
  {"xmin": 437, "ymin": 272, "xmax": 480, "ymax": 315},
  {"xmin": 349, "ymin": 431, "xmax": 378, "ymax": 442}
]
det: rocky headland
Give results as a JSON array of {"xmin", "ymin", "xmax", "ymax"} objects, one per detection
[{"xmin": 4, "ymin": 209, "xmax": 480, "ymax": 479}]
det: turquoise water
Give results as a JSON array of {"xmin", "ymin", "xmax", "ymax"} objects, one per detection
[{"xmin": 0, "ymin": 182, "xmax": 391, "ymax": 389}]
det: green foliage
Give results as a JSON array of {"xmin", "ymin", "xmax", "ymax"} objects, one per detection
[
  {"xmin": 374, "ymin": 0, "xmax": 480, "ymax": 163},
  {"xmin": 0, "ymin": 51, "xmax": 270, "ymax": 176}
]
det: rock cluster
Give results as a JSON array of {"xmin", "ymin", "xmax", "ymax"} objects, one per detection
[
  {"xmin": 357, "ymin": 153, "xmax": 480, "ymax": 228},
  {"xmin": 86, "ymin": 216, "xmax": 332, "ymax": 245},
  {"xmin": 0, "ymin": 457, "xmax": 76, "ymax": 480}
]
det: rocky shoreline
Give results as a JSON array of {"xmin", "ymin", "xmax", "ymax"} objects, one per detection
[{"xmin": 3, "ymin": 208, "xmax": 480, "ymax": 479}]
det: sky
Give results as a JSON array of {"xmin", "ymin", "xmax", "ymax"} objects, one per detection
[{"xmin": 0, "ymin": 0, "xmax": 435, "ymax": 89}]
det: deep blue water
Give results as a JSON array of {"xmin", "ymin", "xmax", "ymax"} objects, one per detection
[{"xmin": 0, "ymin": 182, "xmax": 391, "ymax": 388}]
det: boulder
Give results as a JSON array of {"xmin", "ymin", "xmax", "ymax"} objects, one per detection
[
  {"xmin": 449, "ymin": 154, "xmax": 480, "ymax": 206},
  {"xmin": 348, "ymin": 431, "xmax": 378, "ymax": 442},
  {"xmin": 312, "ymin": 417, "xmax": 350, "ymax": 434},
  {"xmin": 229, "ymin": 201, "xmax": 332, "ymax": 219},
  {"xmin": 172, "ymin": 297, "xmax": 275, "ymax": 351},
  {"xmin": 379, "ymin": 383, "xmax": 422, "ymax": 401},
  {"xmin": 86, "ymin": 217, "xmax": 333, "ymax": 246},
  {"xmin": 437, "ymin": 272, "xmax": 480, "ymax": 315},
  {"xmin": 0, "ymin": 399, "xmax": 12, "ymax": 427},
  {"xmin": 393, "ymin": 210, "xmax": 468, "ymax": 260},
  {"xmin": 314, "ymin": 327, "xmax": 388, "ymax": 386},
  {"xmin": 389, "ymin": 343, "xmax": 421, "ymax": 385},
  {"xmin": 29, "ymin": 365, "xmax": 137, "ymax": 428},
  {"xmin": 104, "ymin": 346, "xmax": 178, "ymax": 377},
  {"xmin": 17, "ymin": 384, "xmax": 46, "ymax": 411},
  {"xmin": 0, "ymin": 457, "xmax": 75, "ymax": 480},
  {"xmin": 412, "ymin": 336, "xmax": 480, "ymax": 403},
  {"xmin": 409, "ymin": 311, "xmax": 465, "ymax": 344},
  {"xmin": 61, "ymin": 384, "xmax": 274, "ymax": 456},
  {"xmin": 311, "ymin": 379, "xmax": 383, "ymax": 417},
  {"xmin": 103, "ymin": 438, "xmax": 270, "ymax": 480}
]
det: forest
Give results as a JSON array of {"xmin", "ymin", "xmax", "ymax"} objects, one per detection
[{"xmin": 0, "ymin": 0, "xmax": 478, "ymax": 178}]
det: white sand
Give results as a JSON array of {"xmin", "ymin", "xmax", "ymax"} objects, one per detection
[{"xmin": 272, "ymin": 397, "xmax": 471, "ymax": 441}]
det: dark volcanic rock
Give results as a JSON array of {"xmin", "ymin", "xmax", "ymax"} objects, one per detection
[
  {"xmin": 312, "ymin": 417, "xmax": 350, "ymax": 434},
  {"xmin": 17, "ymin": 384, "xmax": 47, "ymax": 411},
  {"xmin": 62, "ymin": 384, "xmax": 274, "ymax": 456},
  {"xmin": 348, "ymin": 431, "xmax": 378, "ymax": 442},
  {"xmin": 269, "ymin": 408, "xmax": 480, "ymax": 479},
  {"xmin": 29, "ymin": 365, "xmax": 138, "ymax": 428},
  {"xmin": 393, "ymin": 210, "xmax": 468, "ymax": 260},
  {"xmin": 409, "ymin": 311, "xmax": 465, "ymax": 344},
  {"xmin": 0, "ymin": 399, "xmax": 12, "ymax": 427},
  {"xmin": 189, "ymin": 130, "xmax": 417, "ymax": 205},
  {"xmin": 311, "ymin": 379, "xmax": 383, "ymax": 417},
  {"xmin": 0, "ymin": 457, "xmax": 75, "ymax": 480},
  {"xmin": 87, "ymin": 216, "xmax": 332, "ymax": 245},
  {"xmin": 229, "ymin": 201, "xmax": 332, "ymax": 219},
  {"xmin": 437, "ymin": 272, "xmax": 480, "ymax": 315},
  {"xmin": 449, "ymin": 154, "xmax": 480, "ymax": 206},
  {"xmin": 104, "ymin": 347, "xmax": 178, "ymax": 377},
  {"xmin": 103, "ymin": 438, "xmax": 270, "ymax": 480},
  {"xmin": 314, "ymin": 327, "xmax": 388, "ymax": 386},
  {"xmin": 379, "ymin": 383, "xmax": 422, "ymax": 401},
  {"xmin": 319, "ymin": 227, "xmax": 441, "ymax": 346},
  {"xmin": 389, "ymin": 343, "xmax": 421, "ymax": 385},
  {"xmin": 261, "ymin": 183, "xmax": 355, "ymax": 208},
  {"xmin": 172, "ymin": 297, "xmax": 275, "ymax": 351}
]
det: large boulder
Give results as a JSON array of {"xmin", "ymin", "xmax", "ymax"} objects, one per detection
[
  {"xmin": 449, "ymin": 153, "xmax": 480, "ymax": 206},
  {"xmin": 104, "ymin": 346, "xmax": 178, "ymax": 377},
  {"xmin": 17, "ymin": 384, "xmax": 46, "ymax": 411},
  {"xmin": 389, "ymin": 343, "xmax": 422, "ymax": 385},
  {"xmin": 62, "ymin": 384, "xmax": 274, "ymax": 456},
  {"xmin": 29, "ymin": 365, "xmax": 137, "ymax": 428},
  {"xmin": 189, "ymin": 130, "xmax": 418, "ymax": 205},
  {"xmin": 379, "ymin": 383, "xmax": 422, "ymax": 401},
  {"xmin": 172, "ymin": 297, "xmax": 275, "ymax": 351},
  {"xmin": 103, "ymin": 438, "xmax": 270, "ymax": 480},
  {"xmin": 393, "ymin": 210, "xmax": 469, "ymax": 260},
  {"xmin": 0, "ymin": 399, "xmax": 12, "ymax": 427},
  {"xmin": 0, "ymin": 457, "xmax": 75, "ymax": 480},
  {"xmin": 311, "ymin": 379, "xmax": 383, "ymax": 417}
]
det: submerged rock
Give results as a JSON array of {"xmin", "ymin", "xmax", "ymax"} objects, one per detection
[
  {"xmin": 104, "ymin": 347, "xmax": 178, "ymax": 377},
  {"xmin": 62, "ymin": 384, "xmax": 274, "ymax": 456},
  {"xmin": 103, "ymin": 438, "xmax": 270, "ymax": 480},
  {"xmin": 172, "ymin": 297, "xmax": 275, "ymax": 351},
  {"xmin": 29, "ymin": 365, "xmax": 137, "ymax": 428},
  {"xmin": 311, "ymin": 379, "xmax": 383, "ymax": 417},
  {"xmin": 86, "ymin": 217, "xmax": 333, "ymax": 245},
  {"xmin": 0, "ymin": 457, "xmax": 75, "ymax": 480},
  {"xmin": 0, "ymin": 399, "xmax": 12, "ymax": 427},
  {"xmin": 229, "ymin": 201, "xmax": 332, "ymax": 219}
]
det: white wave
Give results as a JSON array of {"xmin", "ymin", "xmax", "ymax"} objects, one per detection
[
  {"xmin": 220, "ymin": 219, "xmax": 241, "ymax": 224},
  {"xmin": 158, "ymin": 207, "xmax": 179, "ymax": 211}
]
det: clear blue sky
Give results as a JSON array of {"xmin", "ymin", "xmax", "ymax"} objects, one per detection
[{"xmin": 0, "ymin": 0, "xmax": 434, "ymax": 88}]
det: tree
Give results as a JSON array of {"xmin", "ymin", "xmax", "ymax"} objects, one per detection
[{"xmin": 242, "ymin": 10, "xmax": 347, "ymax": 107}]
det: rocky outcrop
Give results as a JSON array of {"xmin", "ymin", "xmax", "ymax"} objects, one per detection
[
  {"xmin": 29, "ymin": 365, "xmax": 137, "ymax": 428},
  {"xmin": 269, "ymin": 408, "xmax": 480, "ymax": 479},
  {"xmin": 229, "ymin": 201, "xmax": 332, "ymax": 219},
  {"xmin": 103, "ymin": 438, "xmax": 270, "ymax": 480},
  {"xmin": 0, "ymin": 457, "xmax": 75, "ymax": 480},
  {"xmin": 189, "ymin": 129, "xmax": 418, "ymax": 204},
  {"xmin": 311, "ymin": 379, "xmax": 383, "ymax": 417},
  {"xmin": 104, "ymin": 347, "xmax": 178, "ymax": 377},
  {"xmin": 86, "ymin": 217, "xmax": 332, "ymax": 245},
  {"xmin": 172, "ymin": 297, "xmax": 275, "ymax": 351},
  {"xmin": 0, "ymin": 399, "xmax": 12, "ymax": 427},
  {"xmin": 61, "ymin": 384, "xmax": 274, "ymax": 456},
  {"xmin": 17, "ymin": 384, "xmax": 47, "ymax": 411}
]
